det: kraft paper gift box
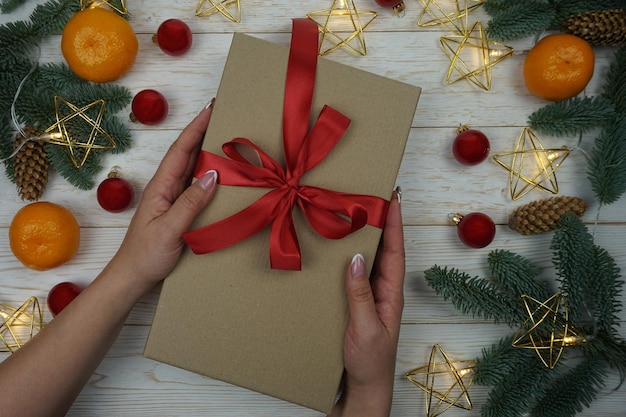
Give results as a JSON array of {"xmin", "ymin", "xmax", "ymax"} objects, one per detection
[{"xmin": 145, "ymin": 19, "xmax": 420, "ymax": 413}]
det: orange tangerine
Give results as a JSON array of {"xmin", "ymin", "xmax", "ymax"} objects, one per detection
[
  {"xmin": 61, "ymin": 7, "xmax": 138, "ymax": 83},
  {"xmin": 9, "ymin": 202, "xmax": 80, "ymax": 271},
  {"xmin": 523, "ymin": 34, "xmax": 594, "ymax": 102}
]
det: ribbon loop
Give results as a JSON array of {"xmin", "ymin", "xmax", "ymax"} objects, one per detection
[{"xmin": 184, "ymin": 19, "xmax": 389, "ymax": 270}]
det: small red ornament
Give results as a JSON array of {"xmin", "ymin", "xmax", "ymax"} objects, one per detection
[
  {"xmin": 130, "ymin": 89, "xmax": 169, "ymax": 125},
  {"xmin": 153, "ymin": 19, "xmax": 193, "ymax": 56},
  {"xmin": 374, "ymin": 0, "xmax": 405, "ymax": 14},
  {"xmin": 97, "ymin": 167, "xmax": 134, "ymax": 213},
  {"xmin": 47, "ymin": 282, "xmax": 82, "ymax": 316},
  {"xmin": 453, "ymin": 125, "xmax": 490, "ymax": 165},
  {"xmin": 451, "ymin": 212, "xmax": 496, "ymax": 248}
]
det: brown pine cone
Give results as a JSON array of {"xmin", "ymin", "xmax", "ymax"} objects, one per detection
[
  {"xmin": 509, "ymin": 196, "xmax": 587, "ymax": 235},
  {"xmin": 563, "ymin": 9, "xmax": 626, "ymax": 46},
  {"xmin": 14, "ymin": 126, "xmax": 49, "ymax": 201}
]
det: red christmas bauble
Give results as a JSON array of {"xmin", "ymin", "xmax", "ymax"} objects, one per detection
[
  {"xmin": 456, "ymin": 212, "xmax": 496, "ymax": 248},
  {"xmin": 131, "ymin": 89, "xmax": 169, "ymax": 125},
  {"xmin": 47, "ymin": 282, "xmax": 82, "ymax": 316},
  {"xmin": 374, "ymin": 0, "xmax": 405, "ymax": 13},
  {"xmin": 453, "ymin": 127, "xmax": 490, "ymax": 165},
  {"xmin": 155, "ymin": 19, "xmax": 193, "ymax": 56},
  {"xmin": 97, "ymin": 175, "xmax": 134, "ymax": 213}
]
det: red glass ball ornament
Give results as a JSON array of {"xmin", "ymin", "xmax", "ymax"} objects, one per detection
[
  {"xmin": 454, "ymin": 212, "xmax": 496, "ymax": 248},
  {"xmin": 47, "ymin": 281, "xmax": 82, "ymax": 316},
  {"xmin": 453, "ymin": 126, "xmax": 490, "ymax": 165},
  {"xmin": 97, "ymin": 168, "xmax": 134, "ymax": 213},
  {"xmin": 375, "ymin": 0, "xmax": 405, "ymax": 13},
  {"xmin": 154, "ymin": 19, "xmax": 193, "ymax": 56},
  {"xmin": 130, "ymin": 89, "xmax": 168, "ymax": 125}
]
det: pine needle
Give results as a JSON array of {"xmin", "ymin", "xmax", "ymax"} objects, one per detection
[
  {"xmin": 551, "ymin": 213, "xmax": 596, "ymax": 325},
  {"xmin": 485, "ymin": 3, "xmax": 555, "ymax": 42},
  {"xmin": 488, "ymin": 250, "xmax": 550, "ymax": 300},
  {"xmin": 528, "ymin": 96, "xmax": 615, "ymax": 137},
  {"xmin": 424, "ymin": 266, "xmax": 524, "ymax": 325},
  {"xmin": 530, "ymin": 358, "xmax": 606, "ymax": 417},
  {"xmin": 473, "ymin": 335, "xmax": 538, "ymax": 386},
  {"xmin": 587, "ymin": 116, "xmax": 626, "ymax": 205}
]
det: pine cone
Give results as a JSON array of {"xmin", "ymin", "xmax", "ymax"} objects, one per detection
[
  {"xmin": 562, "ymin": 9, "xmax": 626, "ymax": 46},
  {"xmin": 509, "ymin": 196, "xmax": 587, "ymax": 235},
  {"xmin": 14, "ymin": 126, "xmax": 49, "ymax": 201}
]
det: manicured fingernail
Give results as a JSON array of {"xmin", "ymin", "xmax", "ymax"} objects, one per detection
[
  {"xmin": 351, "ymin": 253, "xmax": 366, "ymax": 277},
  {"xmin": 198, "ymin": 169, "xmax": 217, "ymax": 191},
  {"xmin": 394, "ymin": 185, "xmax": 402, "ymax": 204},
  {"xmin": 204, "ymin": 97, "xmax": 215, "ymax": 110}
]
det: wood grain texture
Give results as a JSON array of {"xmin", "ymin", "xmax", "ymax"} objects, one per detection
[{"xmin": 1, "ymin": 0, "xmax": 625, "ymax": 415}]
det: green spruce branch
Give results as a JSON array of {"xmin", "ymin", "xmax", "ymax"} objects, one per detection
[
  {"xmin": 528, "ymin": 96, "xmax": 614, "ymax": 136},
  {"xmin": 0, "ymin": 0, "xmax": 132, "ymax": 191},
  {"xmin": 0, "ymin": 0, "xmax": 27, "ymax": 14},
  {"xmin": 484, "ymin": 0, "xmax": 626, "ymax": 42},
  {"xmin": 424, "ymin": 213, "xmax": 626, "ymax": 416}
]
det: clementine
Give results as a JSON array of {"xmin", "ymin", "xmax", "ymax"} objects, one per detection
[
  {"xmin": 523, "ymin": 34, "xmax": 594, "ymax": 102},
  {"xmin": 61, "ymin": 7, "xmax": 138, "ymax": 83},
  {"xmin": 9, "ymin": 202, "xmax": 80, "ymax": 271}
]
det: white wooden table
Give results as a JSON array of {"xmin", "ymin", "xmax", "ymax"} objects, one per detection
[{"xmin": 1, "ymin": 1, "xmax": 625, "ymax": 416}]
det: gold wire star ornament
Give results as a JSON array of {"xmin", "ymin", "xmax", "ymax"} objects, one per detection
[
  {"xmin": 80, "ymin": 0, "xmax": 127, "ymax": 15},
  {"xmin": 306, "ymin": 0, "xmax": 378, "ymax": 56},
  {"xmin": 512, "ymin": 293, "xmax": 587, "ymax": 369},
  {"xmin": 0, "ymin": 297, "xmax": 44, "ymax": 353},
  {"xmin": 439, "ymin": 21, "xmax": 513, "ymax": 91},
  {"xmin": 406, "ymin": 344, "xmax": 475, "ymax": 417},
  {"xmin": 195, "ymin": 0, "xmax": 241, "ymax": 22},
  {"xmin": 417, "ymin": 0, "xmax": 483, "ymax": 33},
  {"xmin": 492, "ymin": 128, "xmax": 570, "ymax": 201},
  {"xmin": 42, "ymin": 96, "xmax": 116, "ymax": 169}
]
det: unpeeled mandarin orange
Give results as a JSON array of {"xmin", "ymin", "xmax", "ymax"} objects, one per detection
[
  {"xmin": 523, "ymin": 34, "xmax": 595, "ymax": 102},
  {"xmin": 61, "ymin": 7, "xmax": 138, "ymax": 83},
  {"xmin": 9, "ymin": 202, "xmax": 80, "ymax": 271}
]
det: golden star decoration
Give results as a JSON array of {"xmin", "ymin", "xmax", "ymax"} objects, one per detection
[
  {"xmin": 493, "ymin": 128, "xmax": 570, "ymax": 201},
  {"xmin": 439, "ymin": 20, "xmax": 513, "ymax": 91},
  {"xmin": 407, "ymin": 344, "xmax": 475, "ymax": 417},
  {"xmin": 1, "ymin": 297, "xmax": 44, "ymax": 353},
  {"xmin": 195, "ymin": 0, "xmax": 241, "ymax": 23},
  {"xmin": 41, "ymin": 96, "xmax": 116, "ymax": 169},
  {"xmin": 306, "ymin": 0, "xmax": 377, "ymax": 56},
  {"xmin": 80, "ymin": 0, "xmax": 127, "ymax": 15},
  {"xmin": 512, "ymin": 293, "xmax": 587, "ymax": 369},
  {"xmin": 418, "ymin": 0, "xmax": 483, "ymax": 33}
]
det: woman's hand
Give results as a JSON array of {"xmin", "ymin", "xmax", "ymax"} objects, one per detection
[
  {"xmin": 112, "ymin": 101, "xmax": 218, "ymax": 293},
  {"xmin": 330, "ymin": 189, "xmax": 405, "ymax": 417}
]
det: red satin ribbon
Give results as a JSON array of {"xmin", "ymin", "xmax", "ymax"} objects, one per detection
[{"xmin": 183, "ymin": 18, "xmax": 389, "ymax": 270}]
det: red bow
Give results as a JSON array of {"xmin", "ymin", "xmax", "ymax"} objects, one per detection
[{"xmin": 183, "ymin": 18, "xmax": 389, "ymax": 270}]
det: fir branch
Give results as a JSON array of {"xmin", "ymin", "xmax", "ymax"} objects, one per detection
[
  {"xmin": 0, "ymin": 0, "xmax": 27, "ymax": 13},
  {"xmin": 587, "ymin": 115, "xmax": 626, "ymax": 205},
  {"xmin": 487, "ymin": 250, "xmax": 550, "ymax": 300},
  {"xmin": 101, "ymin": 116, "xmax": 131, "ymax": 153},
  {"xmin": 583, "ymin": 332, "xmax": 626, "ymax": 374},
  {"xmin": 473, "ymin": 335, "xmax": 539, "ymax": 386},
  {"xmin": 480, "ymin": 354, "xmax": 554, "ymax": 417},
  {"xmin": 588, "ymin": 245, "xmax": 624, "ymax": 335},
  {"xmin": 45, "ymin": 142, "xmax": 99, "ymax": 190},
  {"xmin": 424, "ymin": 266, "xmax": 524, "ymax": 325},
  {"xmin": 529, "ymin": 357, "xmax": 606, "ymax": 417},
  {"xmin": 37, "ymin": 63, "xmax": 132, "ymax": 113},
  {"xmin": 485, "ymin": 3, "xmax": 556, "ymax": 42},
  {"xmin": 528, "ymin": 96, "xmax": 615, "ymax": 137},
  {"xmin": 551, "ymin": 213, "xmax": 596, "ymax": 325},
  {"xmin": 0, "ymin": 21, "xmax": 39, "ymax": 63},
  {"xmin": 28, "ymin": 0, "xmax": 79, "ymax": 38},
  {"xmin": 603, "ymin": 46, "xmax": 626, "ymax": 115}
]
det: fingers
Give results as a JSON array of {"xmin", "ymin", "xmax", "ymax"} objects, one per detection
[
  {"xmin": 148, "ymin": 102, "xmax": 215, "ymax": 195},
  {"xmin": 345, "ymin": 254, "xmax": 379, "ymax": 334},
  {"xmin": 162, "ymin": 170, "xmax": 218, "ymax": 236}
]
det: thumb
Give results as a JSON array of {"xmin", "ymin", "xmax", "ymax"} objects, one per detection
[
  {"xmin": 345, "ymin": 254, "xmax": 378, "ymax": 331},
  {"xmin": 165, "ymin": 170, "xmax": 218, "ymax": 234}
]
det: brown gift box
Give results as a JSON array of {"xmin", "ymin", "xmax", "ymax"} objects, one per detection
[{"xmin": 144, "ymin": 27, "xmax": 420, "ymax": 413}]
